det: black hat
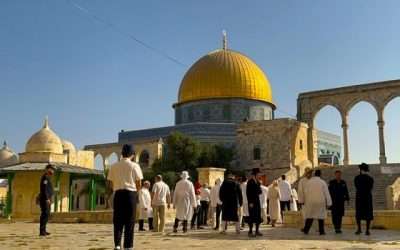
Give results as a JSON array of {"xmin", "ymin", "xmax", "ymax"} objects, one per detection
[
  {"xmin": 251, "ymin": 168, "xmax": 260, "ymax": 175},
  {"xmin": 45, "ymin": 164, "xmax": 56, "ymax": 171},
  {"xmin": 359, "ymin": 163, "xmax": 369, "ymax": 172}
]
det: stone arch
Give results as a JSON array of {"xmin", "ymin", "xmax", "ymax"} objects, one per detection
[
  {"xmin": 345, "ymin": 98, "xmax": 379, "ymax": 119},
  {"xmin": 139, "ymin": 150, "xmax": 150, "ymax": 168},
  {"xmin": 311, "ymin": 102, "xmax": 344, "ymax": 124},
  {"xmin": 94, "ymin": 154, "xmax": 104, "ymax": 171},
  {"xmin": 107, "ymin": 152, "xmax": 119, "ymax": 167},
  {"xmin": 313, "ymin": 104, "xmax": 343, "ymax": 165},
  {"xmin": 348, "ymin": 101, "xmax": 380, "ymax": 164},
  {"xmin": 383, "ymin": 97, "xmax": 400, "ymax": 163}
]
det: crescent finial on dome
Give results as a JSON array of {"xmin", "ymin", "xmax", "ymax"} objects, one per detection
[
  {"xmin": 222, "ymin": 30, "xmax": 227, "ymax": 50},
  {"xmin": 44, "ymin": 116, "xmax": 49, "ymax": 129}
]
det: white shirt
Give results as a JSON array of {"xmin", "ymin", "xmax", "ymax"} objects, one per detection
[
  {"xmin": 210, "ymin": 184, "xmax": 222, "ymax": 207},
  {"xmin": 260, "ymin": 185, "xmax": 268, "ymax": 208},
  {"xmin": 152, "ymin": 181, "xmax": 170, "ymax": 206},
  {"xmin": 138, "ymin": 188, "xmax": 152, "ymax": 209},
  {"xmin": 199, "ymin": 187, "xmax": 211, "ymax": 202},
  {"xmin": 278, "ymin": 180, "xmax": 292, "ymax": 201},
  {"xmin": 107, "ymin": 158, "xmax": 143, "ymax": 192}
]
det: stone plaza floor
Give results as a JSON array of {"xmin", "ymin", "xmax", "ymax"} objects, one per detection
[{"xmin": 0, "ymin": 222, "xmax": 399, "ymax": 249}]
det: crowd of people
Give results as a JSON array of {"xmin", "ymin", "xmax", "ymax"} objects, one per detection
[{"xmin": 38, "ymin": 144, "xmax": 375, "ymax": 250}]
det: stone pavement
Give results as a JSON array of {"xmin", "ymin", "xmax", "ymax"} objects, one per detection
[{"xmin": 0, "ymin": 222, "xmax": 399, "ymax": 250}]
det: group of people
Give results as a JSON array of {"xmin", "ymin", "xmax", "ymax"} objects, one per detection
[
  {"xmin": 38, "ymin": 143, "xmax": 375, "ymax": 250},
  {"xmin": 298, "ymin": 163, "xmax": 374, "ymax": 236}
]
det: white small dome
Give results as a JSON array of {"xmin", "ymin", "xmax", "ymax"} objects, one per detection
[
  {"xmin": 0, "ymin": 141, "xmax": 18, "ymax": 167},
  {"xmin": 62, "ymin": 140, "xmax": 76, "ymax": 153}
]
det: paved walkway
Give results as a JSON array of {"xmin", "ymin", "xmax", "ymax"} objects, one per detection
[{"xmin": 0, "ymin": 222, "xmax": 399, "ymax": 249}]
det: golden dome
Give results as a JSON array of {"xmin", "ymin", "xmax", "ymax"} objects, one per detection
[
  {"xmin": 0, "ymin": 141, "xmax": 18, "ymax": 167},
  {"xmin": 177, "ymin": 48, "xmax": 274, "ymax": 107},
  {"xmin": 26, "ymin": 118, "xmax": 63, "ymax": 154},
  {"xmin": 62, "ymin": 140, "xmax": 76, "ymax": 153}
]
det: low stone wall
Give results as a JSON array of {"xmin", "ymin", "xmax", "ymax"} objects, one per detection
[
  {"xmin": 284, "ymin": 210, "xmax": 400, "ymax": 230},
  {"xmin": 50, "ymin": 209, "xmax": 177, "ymax": 224}
]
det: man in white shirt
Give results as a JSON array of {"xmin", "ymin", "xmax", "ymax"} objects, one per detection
[
  {"xmin": 151, "ymin": 175, "xmax": 171, "ymax": 233},
  {"xmin": 301, "ymin": 170, "xmax": 332, "ymax": 235},
  {"xmin": 260, "ymin": 181, "xmax": 269, "ymax": 224},
  {"xmin": 199, "ymin": 183, "xmax": 211, "ymax": 226},
  {"xmin": 107, "ymin": 144, "xmax": 143, "ymax": 250},
  {"xmin": 210, "ymin": 178, "xmax": 222, "ymax": 230},
  {"xmin": 278, "ymin": 175, "xmax": 292, "ymax": 221},
  {"xmin": 138, "ymin": 181, "xmax": 153, "ymax": 231}
]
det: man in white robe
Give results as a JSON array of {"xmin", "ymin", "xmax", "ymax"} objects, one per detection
[
  {"xmin": 260, "ymin": 181, "xmax": 269, "ymax": 224},
  {"xmin": 239, "ymin": 177, "xmax": 248, "ymax": 228},
  {"xmin": 210, "ymin": 178, "xmax": 222, "ymax": 230},
  {"xmin": 300, "ymin": 169, "xmax": 332, "ymax": 235},
  {"xmin": 173, "ymin": 171, "xmax": 197, "ymax": 233},
  {"xmin": 138, "ymin": 181, "xmax": 153, "ymax": 231}
]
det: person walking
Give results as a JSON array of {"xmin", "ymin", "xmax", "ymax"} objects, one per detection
[
  {"xmin": 138, "ymin": 180, "xmax": 153, "ymax": 231},
  {"xmin": 278, "ymin": 175, "xmax": 292, "ymax": 220},
  {"xmin": 199, "ymin": 183, "xmax": 211, "ymax": 226},
  {"xmin": 354, "ymin": 163, "xmax": 374, "ymax": 235},
  {"xmin": 260, "ymin": 180, "xmax": 269, "ymax": 225},
  {"xmin": 107, "ymin": 144, "xmax": 143, "ymax": 250},
  {"xmin": 267, "ymin": 181, "xmax": 281, "ymax": 227},
  {"xmin": 173, "ymin": 171, "xmax": 197, "ymax": 233},
  {"xmin": 328, "ymin": 170, "xmax": 349, "ymax": 234},
  {"xmin": 210, "ymin": 178, "xmax": 222, "ymax": 230},
  {"xmin": 246, "ymin": 168, "xmax": 263, "ymax": 237},
  {"xmin": 39, "ymin": 164, "xmax": 55, "ymax": 236},
  {"xmin": 291, "ymin": 188, "xmax": 299, "ymax": 211},
  {"xmin": 190, "ymin": 185, "xmax": 202, "ymax": 230},
  {"xmin": 219, "ymin": 173, "xmax": 243, "ymax": 234},
  {"xmin": 151, "ymin": 175, "xmax": 171, "ymax": 233},
  {"xmin": 300, "ymin": 170, "xmax": 332, "ymax": 235},
  {"xmin": 239, "ymin": 176, "xmax": 249, "ymax": 229}
]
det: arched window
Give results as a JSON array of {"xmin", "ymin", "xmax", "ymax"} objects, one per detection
[{"xmin": 253, "ymin": 147, "xmax": 261, "ymax": 160}]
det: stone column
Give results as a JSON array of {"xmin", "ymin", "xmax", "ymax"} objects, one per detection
[
  {"xmin": 377, "ymin": 110, "xmax": 387, "ymax": 165},
  {"xmin": 306, "ymin": 122, "xmax": 317, "ymax": 167},
  {"xmin": 341, "ymin": 113, "xmax": 350, "ymax": 166}
]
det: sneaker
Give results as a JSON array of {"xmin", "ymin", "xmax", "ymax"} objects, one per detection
[{"xmin": 114, "ymin": 246, "xmax": 121, "ymax": 250}]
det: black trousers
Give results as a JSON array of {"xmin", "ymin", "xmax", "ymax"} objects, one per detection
[
  {"xmin": 39, "ymin": 201, "xmax": 50, "ymax": 234},
  {"xmin": 138, "ymin": 218, "xmax": 153, "ymax": 230},
  {"xmin": 173, "ymin": 218, "xmax": 188, "ymax": 232},
  {"xmin": 303, "ymin": 218, "xmax": 325, "ymax": 234},
  {"xmin": 200, "ymin": 201, "xmax": 209, "ymax": 225},
  {"xmin": 191, "ymin": 205, "xmax": 201, "ymax": 228},
  {"xmin": 113, "ymin": 190, "xmax": 137, "ymax": 249},
  {"xmin": 331, "ymin": 213, "xmax": 343, "ymax": 231},
  {"xmin": 215, "ymin": 204, "xmax": 222, "ymax": 229}
]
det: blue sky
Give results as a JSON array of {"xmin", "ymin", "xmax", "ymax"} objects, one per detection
[{"xmin": 1, "ymin": 0, "xmax": 400, "ymax": 164}]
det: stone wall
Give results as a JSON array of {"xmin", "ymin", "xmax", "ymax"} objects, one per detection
[
  {"xmin": 236, "ymin": 118, "xmax": 310, "ymax": 183},
  {"xmin": 197, "ymin": 167, "xmax": 225, "ymax": 187},
  {"xmin": 386, "ymin": 177, "xmax": 400, "ymax": 209},
  {"xmin": 12, "ymin": 172, "xmax": 70, "ymax": 218},
  {"xmin": 284, "ymin": 210, "xmax": 400, "ymax": 230}
]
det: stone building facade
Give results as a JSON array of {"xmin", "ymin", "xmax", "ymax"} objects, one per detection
[{"xmin": 236, "ymin": 118, "xmax": 311, "ymax": 183}]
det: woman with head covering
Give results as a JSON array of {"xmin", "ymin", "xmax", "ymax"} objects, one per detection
[
  {"xmin": 354, "ymin": 163, "xmax": 374, "ymax": 235},
  {"xmin": 267, "ymin": 181, "xmax": 281, "ymax": 227},
  {"xmin": 173, "ymin": 171, "xmax": 197, "ymax": 233},
  {"xmin": 246, "ymin": 168, "xmax": 263, "ymax": 237}
]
